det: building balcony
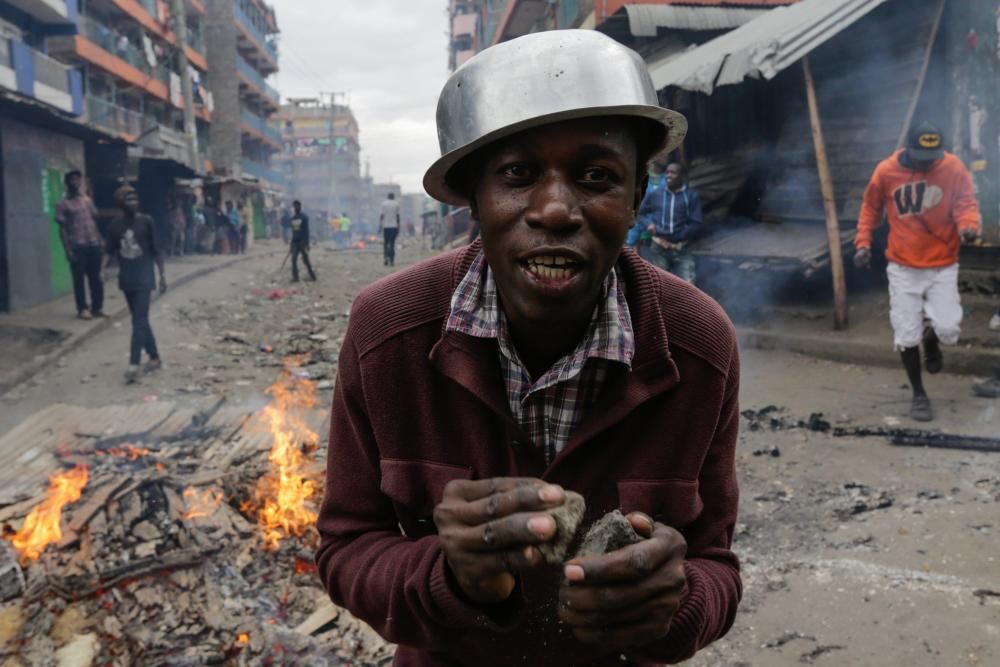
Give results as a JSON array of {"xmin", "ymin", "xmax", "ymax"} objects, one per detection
[
  {"xmin": 234, "ymin": 1, "xmax": 278, "ymax": 74},
  {"xmin": 240, "ymin": 108, "xmax": 282, "ymax": 148},
  {"xmin": 242, "ymin": 158, "xmax": 286, "ymax": 187},
  {"xmin": 237, "ymin": 55, "xmax": 280, "ymax": 109},
  {"xmin": 4, "ymin": 0, "xmax": 76, "ymax": 27},
  {"xmin": 85, "ymin": 95, "xmax": 148, "ymax": 138},
  {"xmin": 77, "ymin": 15, "xmax": 170, "ymax": 86},
  {"xmin": 0, "ymin": 36, "xmax": 82, "ymax": 115}
]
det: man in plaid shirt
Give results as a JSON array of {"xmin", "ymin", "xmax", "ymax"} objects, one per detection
[
  {"xmin": 318, "ymin": 31, "xmax": 741, "ymax": 666},
  {"xmin": 56, "ymin": 170, "xmax": 105, "ymax": 319}
]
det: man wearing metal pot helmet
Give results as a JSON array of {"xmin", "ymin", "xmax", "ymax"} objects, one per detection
[{"xmin": 316, "ymin": 31, "xmax": 741, "ymax": 666}]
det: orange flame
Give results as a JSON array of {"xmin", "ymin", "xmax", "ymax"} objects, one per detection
[
  {"xmin": 100, "ymin": 444, "xmax": 150, "ymax": 460},
  {"xmin": 250, "ymin": 367, "xmax": 320, "ymax": 549},
  {"xmin": 236, "ymin": 633, "xmax": 250, "ymax": 646},
  {"xmin": 8, "ymin": 464, "xmax": 88, "ymax": 564},
  {"xmin": 182, "ymin": 487, "xmax": 224, "ymax": 520}
]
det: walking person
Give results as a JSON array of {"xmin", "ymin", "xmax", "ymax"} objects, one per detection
[
  {"xmin": 103, "ymin": 186, "xmax": 166, "ymax": 384},
  {"xmin": 635, "ymin": 160, "xmax": 704, "ymax": 283},
  {"xmin": 289, "ymin": 200, "xmax": 316, "ymax": 282},
  {"xmin": 225, "ymin": 201, "xmax": 241, "ymax": 255},
  {"xmin": 238, "ymin": 199, "xmax": 253, "ymax": 253},
  {"xmin": 855, "ymin": 122, "xmax": 981, "ymax": 421},
  {"xmin": 378, "ymin": 192, "xmax": 400, "ymax": 266},
  {"xmin": 168, "ymin": 196, "xmax": 186, "ymax": 257},
  {"xmin": 339, "ymin": 212, "xmax": 352, "ymax": 248},
  {"xmin": 56, "ymin": 170, "xmax": 106, "ymax": 319}
]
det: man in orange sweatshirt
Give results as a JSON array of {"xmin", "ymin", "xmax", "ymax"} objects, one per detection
[{"xmin": 855, "ymin": 123, "xmax": 981, "ymax": 422}]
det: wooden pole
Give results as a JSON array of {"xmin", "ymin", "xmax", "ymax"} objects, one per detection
[{"xmin": 802, "ymin": 56, "xmax": 848, "ymax": 330}]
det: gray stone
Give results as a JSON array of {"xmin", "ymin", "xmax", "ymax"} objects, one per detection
[
  {"xmin": 575, "ymin": 510, "xmax": 643, "ymax": 559},
  {"xmin": 0, "ymin": 541, "xmax": 25, "ymax": 601},
  {"xmin": 537, "ymin": 491, "xmax": 586, "ymax": 564}
]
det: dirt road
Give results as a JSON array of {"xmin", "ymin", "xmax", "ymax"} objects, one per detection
[{"xmin": 1, "ymin": 238, "xmax": 997, "ymax": 665}]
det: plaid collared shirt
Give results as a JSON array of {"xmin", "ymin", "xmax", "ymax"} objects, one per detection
[
  {"xmin": 56, "ymin": 194, "xmax": 102, "ymax": 248},
  {"xmin": 446, "ymin": 251, "xmax": 635, "ymax": 463}
]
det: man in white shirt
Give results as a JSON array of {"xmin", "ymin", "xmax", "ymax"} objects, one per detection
[{"xmin": 379, "ymin": 193, "xmax": 401, "ymax": 267}]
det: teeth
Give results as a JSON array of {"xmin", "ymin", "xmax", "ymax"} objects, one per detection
[
  {"xmin": 527, "ymin": 264, "xmax": 573, "ymax": 280},
  {"xmin": 554, "ymin": 257, "xmax": 567, "ymax": 266}
]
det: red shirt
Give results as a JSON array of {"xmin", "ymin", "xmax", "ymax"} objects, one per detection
[
  {"xmin": 317, "ymin": 242, "xmax": 742, "ymax": 666},
  {"xmin": 56, "ymin": 193, "xmax": 102, "ymax": 248}
]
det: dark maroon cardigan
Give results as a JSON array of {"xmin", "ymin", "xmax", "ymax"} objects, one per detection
[{"xmin": 316, "ymin": 242, "xmax": 741, "ymax": 666}]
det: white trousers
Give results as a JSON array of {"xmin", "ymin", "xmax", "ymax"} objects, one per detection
[{"xmin": 887, "ymin": 262, "xmax": 962, "ymax": 350}]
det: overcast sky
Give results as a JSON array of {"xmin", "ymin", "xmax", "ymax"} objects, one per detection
[{"xmin": 269, "ymin": 2, "xmax": 449, "ymax": 194}]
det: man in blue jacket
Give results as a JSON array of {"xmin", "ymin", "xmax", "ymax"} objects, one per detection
[{"xmin": 634, "ymin": 161, "xmax": 703, "ymax": 283}]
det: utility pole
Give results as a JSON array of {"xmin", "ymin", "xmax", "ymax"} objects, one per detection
[{"xmin": 171, "ymin": 0, "xmax": 199, "ymax": 171}]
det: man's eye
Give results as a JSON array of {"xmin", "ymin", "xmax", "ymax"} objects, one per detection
[
  {"xmin": 581, "ymin": 167, "xmax": 611, "ymax": 183},
  {"xmin": 501, "ymin": 164, "xmax": 533, "ymax": 180}
]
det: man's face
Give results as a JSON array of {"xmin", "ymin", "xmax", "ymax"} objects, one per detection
[
  {"xmin": 293, "ymin": 203, "xmax": 302, "ymax": 215},
  {"xmin": 666, "ymin": 164, "xmax": 683, "ymax": 190},
  {"xmin": 471, "ymin": 117, "xmax": 641, "ymax": 329},
  {"xmin": 67, "ymin": 174, "xmax": 81, "ymax": 193},
  {"xmin": 123, "ymin": 192, "xmax": 139, "ymax": 214}
]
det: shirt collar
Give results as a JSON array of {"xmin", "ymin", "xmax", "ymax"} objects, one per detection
[{"xmin": 446, "ymin": 250, "xmax": 635, "ymax": 369}]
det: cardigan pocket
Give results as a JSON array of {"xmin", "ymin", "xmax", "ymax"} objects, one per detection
[
  {"xmin": 380, "ymin": 458, "xmax": 473, "ymax": 538},
  {"xmin": 617, "ymin": 479, "xmax": 704, "ymax": 532}
]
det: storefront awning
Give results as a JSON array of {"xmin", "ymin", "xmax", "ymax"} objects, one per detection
[
  {"xmin": 648, "ymin": 0, "xmax": 889, "ymax": 94},
  {"xmin": 623, "ymin": 5, "xmax": 768, "ymax": 37}
]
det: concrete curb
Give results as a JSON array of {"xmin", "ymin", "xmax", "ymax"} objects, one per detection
[
  {"xmin": 738, "ymin": 328, "xmax": 1000, "ymax": 377},
  {"xmin": 0, "ymin": 250, "xmax": 284, "ymax": 396}
]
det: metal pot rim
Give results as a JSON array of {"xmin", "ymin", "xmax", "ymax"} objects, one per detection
[{"xmin": 423, "ymin": 104, "xmax": 686, "ymax": 205}]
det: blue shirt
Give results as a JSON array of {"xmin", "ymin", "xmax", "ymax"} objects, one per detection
[{"xmin": 636, "ymin": 176, "xmax": 704, "ymax": 244}]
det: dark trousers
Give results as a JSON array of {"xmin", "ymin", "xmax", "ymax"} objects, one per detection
[
  {"xmin": 291, "ymin": 242, "xmax": 315, "ymax": 280},
  {"xmin": 384, "ymin": 227, "xmax": 399, "ymax": 265},
  {"xmin": 70, "ymin": 244, "xmax": 104, "ymax": 314},
  {"xmin": 124, "ymin": 290, "xmax": 159, "ymax": 365}
]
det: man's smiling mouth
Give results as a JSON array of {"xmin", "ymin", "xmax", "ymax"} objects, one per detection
[{"xmin": 522, "ymin": 255, "xmax": 583, "ymax": 281}]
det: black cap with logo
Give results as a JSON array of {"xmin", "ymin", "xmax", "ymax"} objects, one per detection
[{"xmin": 906, "ymin": 122, "xmax": 945, "ymax": 161}]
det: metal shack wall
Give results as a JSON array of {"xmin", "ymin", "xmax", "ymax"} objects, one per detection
[
  {"xmin": 0, "ymin": 116, "xmax": 85, "ymax": 311},
  {"xmin": 756, "ymin": 0, "xmax": 947, "ymax": 224}
]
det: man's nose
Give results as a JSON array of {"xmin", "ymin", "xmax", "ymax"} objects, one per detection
[{"xmin": 524, "ymin": 174, "xmax": 583, "ymax": 232}]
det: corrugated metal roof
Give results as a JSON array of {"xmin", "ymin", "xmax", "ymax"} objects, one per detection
[
  {"xmin": 624, "ymin": 5, "xmax": 769, "ymax": 35},
  {"xmin": 648, "ymin": 0, "xmax": 890, "ymax": 93},
  {"xmin": 665, "ymin": 0, "xmax": 797, "ymax": 5}
]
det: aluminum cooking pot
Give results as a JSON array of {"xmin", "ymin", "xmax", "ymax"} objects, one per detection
[{"xmin": 423, "ymin": 29, "xmax": 687, "ymax": 205}]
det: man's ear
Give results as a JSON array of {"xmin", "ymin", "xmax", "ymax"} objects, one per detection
[
  {"xmin": 468, "ymin": 195, "xmax": 480, "ymax": 221},
  {"xmin": 633, "ymin": 172, "xmax": 648, "ymax": 214}
]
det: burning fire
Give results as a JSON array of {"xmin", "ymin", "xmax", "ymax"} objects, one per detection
[
  {"xmin": 8, "ymin": 464, "xmax": 88, "ymax": 564},
  {"xmin": 248, "ymin": 367, "xmax": 320, "ymax": 549},
  {"xmin": 236, "ymin": 633, "xmax": 250, "ymax": 646},
  {"xmin": 182, "ymin": 487, "xmax": 224, "ymax": 519},
  {"xmin": 99, "ymin": 444, "xmax": 151, "ymax": 460}
]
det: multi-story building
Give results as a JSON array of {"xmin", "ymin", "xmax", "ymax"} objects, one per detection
[
  {"xmin": 274, "ymin": 95, "xmax": 370, "ymax": 231},
  {"xmin": 448, "ymin": 0, "xmax": 592, "ymax": 69},
  {"xmin": 205, "ymin": 0, "xmax": 283, "ymax": 194}
]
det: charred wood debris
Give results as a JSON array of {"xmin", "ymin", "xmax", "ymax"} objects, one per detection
[{"xmin": 0, "ymin": 399, "xmax": 393, "ymax": 666}]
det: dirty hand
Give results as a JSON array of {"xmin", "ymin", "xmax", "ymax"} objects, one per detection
[
  {"xmin": 853, "ymin": 247, "xmax": 871, "ymax": 269},
  {"xmin": 559, "ymin": 513, "xmax": 687, "ymax": 650},
  {"xmin": 960, "ymin": 229, "xmax": 979, "ymax": 244},
  {"xmin": 434, "ymin": 477, "xmax": 565, "ymax": 606}
]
